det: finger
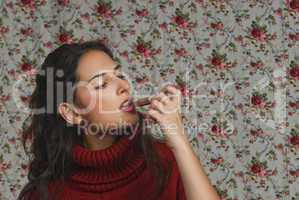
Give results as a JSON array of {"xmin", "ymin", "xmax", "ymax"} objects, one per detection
[
  {"xmin": 149, "ymin": 95, "xmax": 162, "ymax": 102},
  {"xmin": 148, "ymin": 109, "xmax": 162, "ymax": 122},
  {"xmin": 161, "ymin": 87, "xmax": 180, "ymax": 102},
  {"xmin": 157, "ymin": 92, "xmax": 170, "ymax": 105},
  {"xmin": 165, "ymin": 85, "xmax": 181, "ymax": 95},
  {"xmin": 151, "ymin": 99, "xmax": 165, "ymax": 114}
]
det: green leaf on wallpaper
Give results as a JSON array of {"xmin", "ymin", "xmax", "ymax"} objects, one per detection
[
  {"xmin": 266, "ymin": 150, "xmax": 276, "ymax": 160},
  {"xmin": 37, "ymin": 47, "xmax": 45, "ymax": 55},
  {"xmin": 175, "ymin": 75, "xmax": 185, "ymax": 86},
  {"xmin": 266, "ymin": 15, "xmax": 276, "ymax": 25},
  {"xmin": 256, "ymin": 151, "xmax": 261, "ymax": 158},
  {"xmin": 151, "ymin": 28, "xmax": 161, "ymax": 39},
  {"xmin": 206, "ymin": 145, "xmax": 211, "ymax": 152},
  {"xmin": 226, "ymin": 178, "xmax": 237, "ymax": 188},
  {"xmin": 228, "ymin": 42, "xmax": 237, "ymax": 51},
  {"xmin": 255, "ymin": 17, "xmax": 261, "ymax": 23},
  {"xmin": 114, "ymin": 57, "xmax": 122, "ymax": 65},
  {"xmin": 262, "ymin": 161, "xmax": 267, "ymax": 167},
  {"xmin": 290, "ymin": 128, "xmax": 299, "ymax": 136}
]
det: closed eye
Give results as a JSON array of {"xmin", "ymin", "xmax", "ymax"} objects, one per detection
[
  {"xmin": 94, "ymin": 82, "xmax": 107, "ymax": 90},
  {"xmin": 117, "ymin": 74, "xmax": 126, "ymax": 79},
  {"xmin": 94, "ymin": 73, "xmax": 126, "ymax": 90}
]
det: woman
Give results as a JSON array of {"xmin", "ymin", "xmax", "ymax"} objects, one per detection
[{"xmin": 17, "ymin": 40, "xmax": 220, "ymax": 200}]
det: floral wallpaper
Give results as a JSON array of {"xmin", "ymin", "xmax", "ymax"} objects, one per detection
[{"xmin": 0, "ymin": 0, "xmax": 298, "ymax": 199}]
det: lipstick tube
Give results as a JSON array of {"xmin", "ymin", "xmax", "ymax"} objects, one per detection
[{"xmin": 134, "ymin": 97, "xmax": 151, "ymax": 107}]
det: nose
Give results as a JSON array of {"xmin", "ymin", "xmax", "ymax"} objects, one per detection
[{"xmin": 116, "ymin": 80, "xmax": 130, "ymax": 96}]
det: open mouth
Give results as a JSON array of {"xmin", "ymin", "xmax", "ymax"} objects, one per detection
[{"xmin": 120, "ymin": 98, "xmax": 135, "ymax": 112}]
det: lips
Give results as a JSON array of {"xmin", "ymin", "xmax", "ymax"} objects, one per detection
[
  {"xmin": 120, "ymin": 98, "xmax": 133, "ymax": 109},
  {"xmin": 120, "ymin": 97, "xmax": 136, "ymax": 113}
]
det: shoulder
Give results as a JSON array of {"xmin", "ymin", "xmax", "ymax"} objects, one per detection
[{"xmin": 24, "ymin": 179, "xmax": 65, "ymax": 199}]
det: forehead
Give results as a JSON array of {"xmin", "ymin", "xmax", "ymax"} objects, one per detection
[{"xmin": 76, "ymin": 50, "xmax": 116, "ymax": 81}]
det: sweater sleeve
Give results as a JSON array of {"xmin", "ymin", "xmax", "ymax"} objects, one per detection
[
  {"xmin": 24, "ymin": 190, "xmax": 38, "ymax": 200},
  {"xmin": 153, "ymin": 141, "xmax": 187, "ymax": 200}
]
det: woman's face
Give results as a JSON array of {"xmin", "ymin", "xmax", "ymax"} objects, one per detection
[{"xmin": 74, "ymin": 50, "xmax": 139, "ymax": 136}]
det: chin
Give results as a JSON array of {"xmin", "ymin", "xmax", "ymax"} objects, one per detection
[{"xmin": 120, "ymin": 111, "xmax": 139, "ymax": 126}]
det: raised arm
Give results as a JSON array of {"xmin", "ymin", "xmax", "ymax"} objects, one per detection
[{"xmin": 146, "ymin": 85, "xmax": 220, "ymax": 200}]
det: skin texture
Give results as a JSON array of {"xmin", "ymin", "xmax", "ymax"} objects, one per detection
[
  {"xmin": 147, "ymin": 85, "xmax": 220, "ymax": 200},
  {"xmin": 58, "ymin": 50, "xmax": 139, "ymax": 150},
  {"xmin": 58, "ymin": 50, "xmax": 220, "ymax": 199}
]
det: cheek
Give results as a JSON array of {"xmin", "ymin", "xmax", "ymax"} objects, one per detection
[
  {"xmin": 76, "ymin": 88, "xmax": 119, "ymax": 120},
  {"xmin": 76, "ymin": 87, "xmax": 99, "ymax": 109}
]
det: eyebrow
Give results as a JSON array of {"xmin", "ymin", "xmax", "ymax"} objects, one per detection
[{"xmin": 87, "ymin": 64, "xmax": 121, "ymax": 83}]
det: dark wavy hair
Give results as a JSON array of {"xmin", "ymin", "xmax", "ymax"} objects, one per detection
[{"xmin": 17, "ymin": 40, "xmax": 172, "ymax": 200}]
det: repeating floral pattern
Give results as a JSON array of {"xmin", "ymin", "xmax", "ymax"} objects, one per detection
[{"xmin": 0, "ymin": 0, "xmax": 298, "ymax": 199}]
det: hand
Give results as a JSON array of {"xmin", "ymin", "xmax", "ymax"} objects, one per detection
[{"xmin": 146, "ymin": 84, "xmax": 187, "ymax": 149}]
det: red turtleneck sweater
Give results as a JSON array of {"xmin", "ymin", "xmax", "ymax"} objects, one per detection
[{"xmin": 27, "ymin": 129, "xmax": 187, "ymax": 200}]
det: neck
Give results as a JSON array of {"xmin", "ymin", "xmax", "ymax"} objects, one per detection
[
  {"xmin": 83, "ymin": 134, "xmax": 118, "ymax": 151},
  {"xmin": 82, "ymin": 117, "xmax": 142, "ymax": 151}
]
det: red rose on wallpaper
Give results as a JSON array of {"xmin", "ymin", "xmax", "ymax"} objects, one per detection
[
  {"xmin": 251, "ymin": 94, "xmax": 266, "ymax": 108},
  {"xmin": 21, "ymin": 0, "xmax": 34, "ymax": 7},
  {"xmin": 250, "ymin": 61, "xmax": 264, "ymax": 69},
  {"xmin": 20, "ymin": 63, "xmax": 33, "ymax": 72},
  {"xmin": 136, "ymin": 43, "xmax": 146, "ymax": 53},
  {"xmin": 21, "ymin": 96, "xmax": 31, "ymax": 103},
  {"xmin": 135, "ymin": 9, "xmax": 149, "ymax": 17},
  {"xmin": 210, "ymin": 50, "xmax": 228, "ymax": 70},
  {"xmin": 211, "ymin": 56, "xmax": 222, "ymax": 66},
  {"xmin": 58, "ymin": 33, "xmax": 71, "ymax": 44},
  {"xmin": 21, "ymin": 0, "xmax": 32, "ymax": 4},
  {"xmin": 97, "ymin": 3, "xmax": 112, "ymax": 18},
  {"xmin": 210, "ymin": 22, "xmax": 224, "ymax": 30},
  {"xmin": 289, "ymin": 66, "xmax": 299, "ymax": 80},
  {"xmin": 250, "ymin": 163, "xmax": 267, "ymax": 177},
  {"xmin": 174, "ymin": 48, "xmax": 187, "ymax": 57},
  {"xmin": 274, "ymin": 8, "xmax": 282, "ymax": 16},
  {"xmin": 44, "ymin": 41, "xmax": 53, "ymax": 49},
  {"xmin": 290, "ymin": 135, "xmax": 299, "ymax": 147},
  {"xmin": 21, "ymin": 163, "xmax": 29, "ymax": 171},
  {"xmin": 57, "ymin": 0, "xmax": 69, "ymax": 6},
  {"xmin": 0, "ymin": 163, "xmax": 11, "ymax": 173},
  {"xmin": 288, "ymin": 33, "xmax": 299, "ymax": 41},
  {"xmin": 0, "ymin": 95, "xmax": 10, "ymax": 102},
  {"xmin": 20, "ymin": 28, "xmax": 33, "ymax": 37},
  {"xmin": 250, "ymin": 129, "xmax": 264, "ymax": 137},
  {"xmin": 175, "ymin": 77, "xmax": 189, "ymax": 97},
  {"xmin": 136, "ymin": 43, "xmax": 151, "ymax": 57},
  {"xmin": 211, "ymin": 125, "xmax": 221, "ymax": 134},
  {"xmin": 211, "ymin": 56, "xmax": 226, "ymax": 70},
  {"xmin": 290, "ymin": 170, "xmax": 299, "ymax": 177},
  {"xmin": 211, "ymin": 157, "xmax": 224, "ymax": 165},
  {"xmin": 0, "ymin": 26, "xmax": 9, "ymax": 34},
  {"xmin": 178, "ymin": 85, "xmax": 189, "ymax": 97},
  {"xmin": 290, "ymin": 0, "xmax": 299, "ymax": 11},
  {"xmin": 251, "ymin": 27, "xmax": 266, "ymax": 42},
  {"xmin": 289, "ymin": 101, "xmax": 299, "ymax": 109},
  {"xmin": 159, "ymin": 23, "xmax": 168, "ymax": 31},
  {"xmin": 172, "ymin": 15, "xmax": 188, "ymax": 29}
]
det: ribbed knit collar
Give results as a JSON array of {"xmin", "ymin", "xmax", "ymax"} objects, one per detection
[{"xmin": 68, "ymin": 122, "xmax": 147, "ymax": 193}]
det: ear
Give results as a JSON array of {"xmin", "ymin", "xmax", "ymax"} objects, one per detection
[{"xmin": 58, "ymin": 103, "xmax": 82, "ymax": 126}]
